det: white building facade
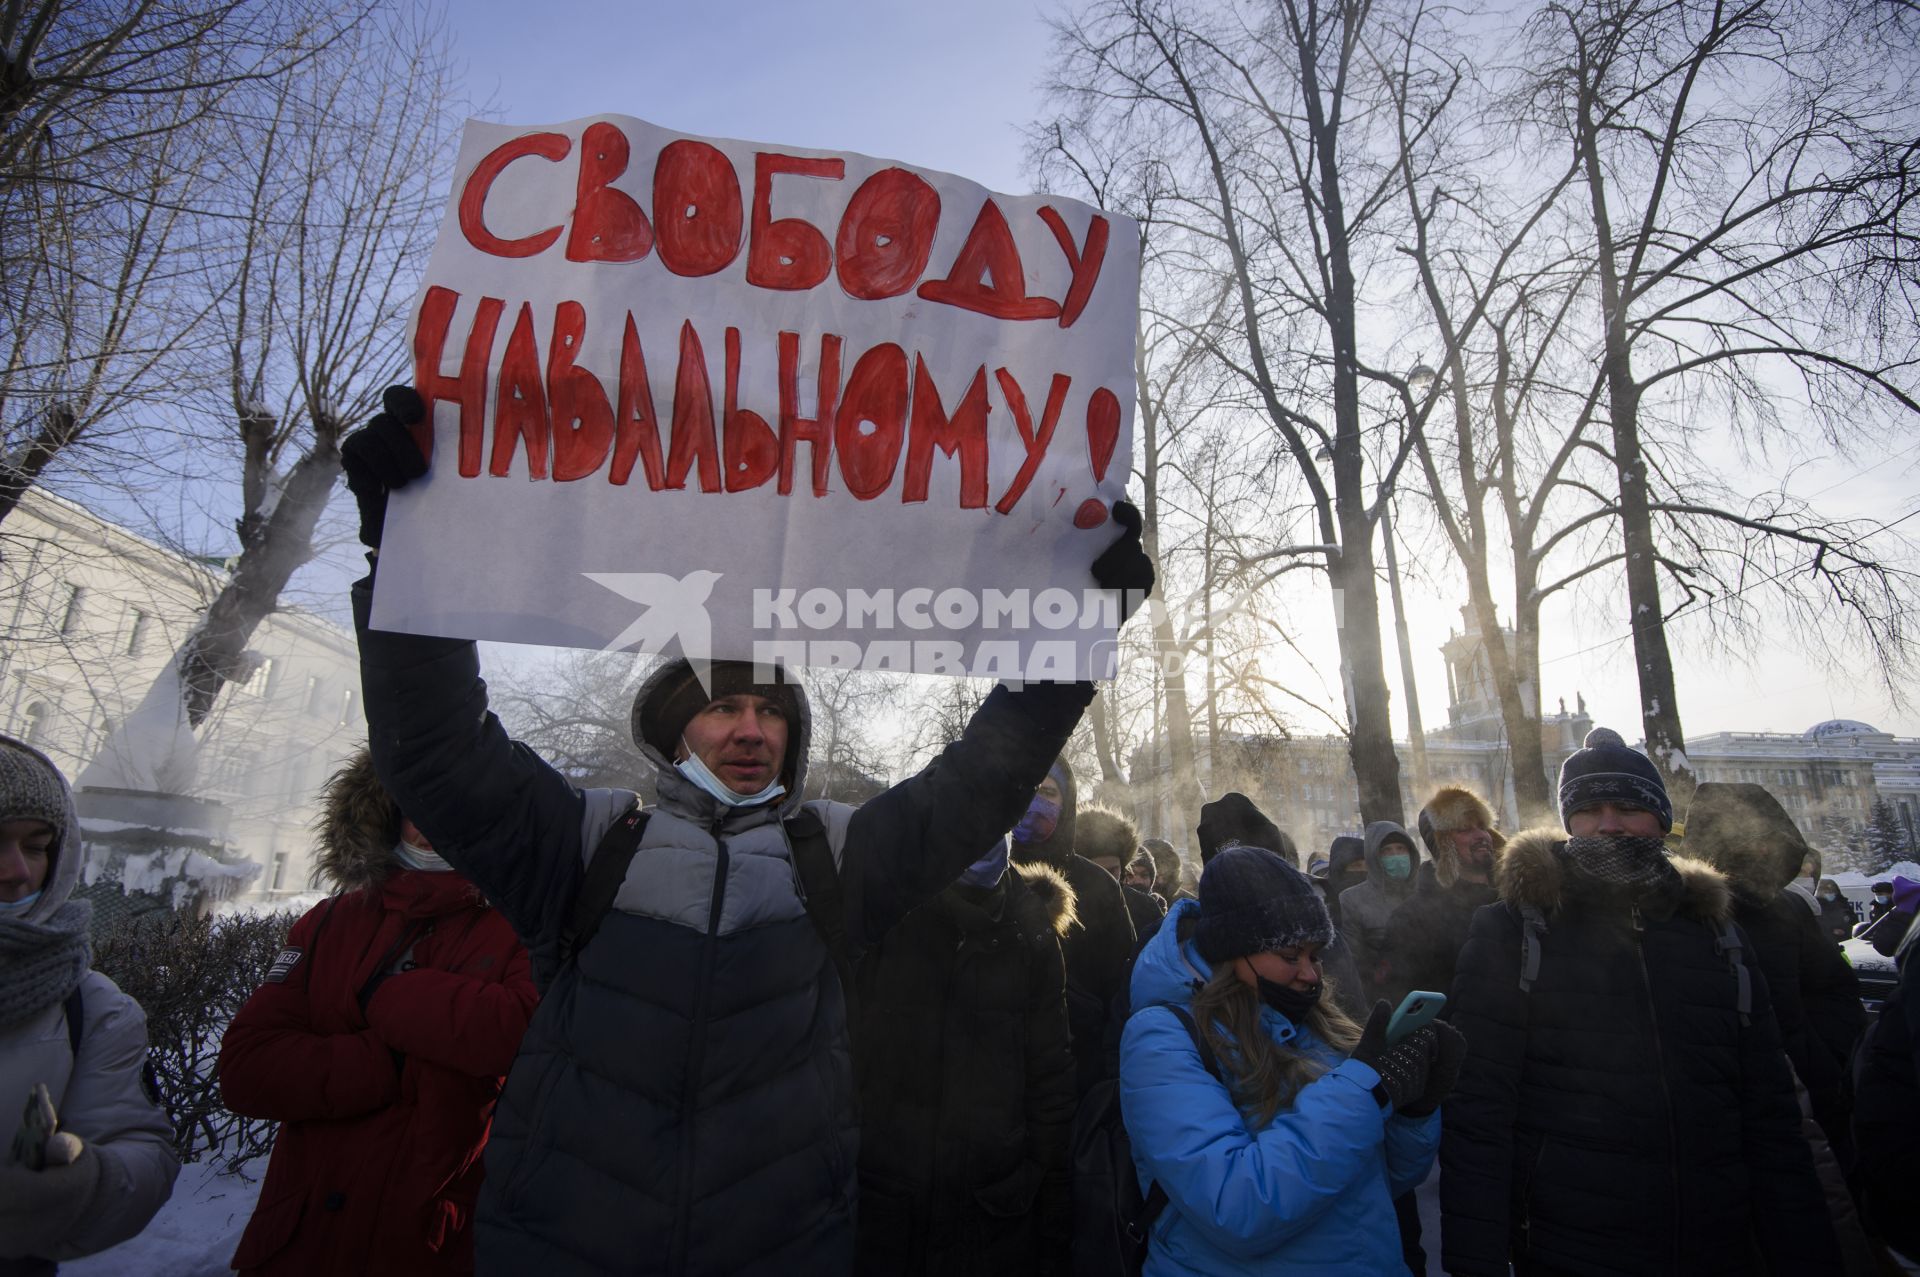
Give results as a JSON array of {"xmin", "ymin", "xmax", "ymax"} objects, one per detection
[{"xmin": 1, "ymin": 488, "xmax": 367, "ymax": 902}]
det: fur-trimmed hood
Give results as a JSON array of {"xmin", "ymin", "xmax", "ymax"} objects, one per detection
[
  {"xmin": 1011, "ymin": 861, "xmax": 1078, "ymax": 939},
  {"xmin": 1417, "ymin": 785, "xmax": 1505, "ymax": 888},
  {"xmin": 1075, "ymin": 804, "xmax": 1138, "ymax": 867},
  {"xmin": 314, "ymin": 748, "xmax": 403, "ymax": 892},
  {"xmin": 1494, "ymin": 827, "xmax": 1732, "ymax": 923}
]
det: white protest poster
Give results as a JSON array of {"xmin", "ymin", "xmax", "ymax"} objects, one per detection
[{"xmin": 371, "ymin": 114, "xmax": 1140, "ymax": 680}]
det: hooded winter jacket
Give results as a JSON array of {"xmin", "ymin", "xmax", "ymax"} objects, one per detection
[
  {"xmin": 0, "ymin": 735, "xmax": 177, "ymax": 1277},
  {"xmin": 1012, "ymin": 761, "xmax": 1135, "ymax": 1098},
  {"xmin": 1323, "ymin": 835, "xmax": 1366, "ymax": 929},
  {"xmin": 1439, "ymin": 829, "xmax": 1840, "ymax": 1277},
  {"xmin": 353, "ymin": 578, "xmax": 1089, "ymax": 1277},
  {"xmin": 1077, "ymin": 805, "xmax": 1164, "ymax": 955},
  {"xmin": 1684, "ymin": 783, "xmax": 1865, "ymax": 1159},
  {"xmin": 852, "ymin": 862, "xmax": 1077, "ymax": 1277},
  {"xmin": 1375, "ymin": 791, "xmax": 1505, "ymax": 1006},
  {"xmin": 1336, "ymin": 822, "xmax": 1420, "ymax": 992},
  {"xmin": 1119, "ymin": 899, "xmax": 1440, "ymax": 1276},
  {"xmin": 220, "ymin": 752, "xmax": 536, "ymax": 1276}
]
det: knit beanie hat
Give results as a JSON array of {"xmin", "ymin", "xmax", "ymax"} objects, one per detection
[
  {"xmin": 1197, "ymin": 792, "xmax": 1289, "ymax": 866},
  {"xmin": 0, "ymin": 734, "xmax": 82, "ymax": 926},
  {"xmin": 1558, "ymin": 726, "xmax": 1673, "ymax": 832},
  {"xmin": 1193, "ymin": 844, "xmax": 1334, "ymax": 963}
]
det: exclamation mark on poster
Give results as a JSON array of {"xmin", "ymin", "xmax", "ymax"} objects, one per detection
[{"xmin": 1074, "ymin": 387, "xmax": 1122, "ymax": 528}]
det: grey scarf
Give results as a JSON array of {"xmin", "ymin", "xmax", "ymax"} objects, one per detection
[
  {"xmin": 0, "ymin": 900, "xmax": 92, "ymax": 1030},
  {"xmin": 1560, "ymin": 834, "xmax": 1681, "ymax": 898}
]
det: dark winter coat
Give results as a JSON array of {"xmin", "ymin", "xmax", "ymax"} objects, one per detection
[
  {"xmin": 1439, "ymin": 829, "xmax": 1840, "ymax": 1277},
  {"xmin": 1853, "ymin": 939, "xmax": 1920, "ymax": 1261},
  {"xmin": 354, "ymin": 580, "xmax": 1088, "ymax": 1277},
  {"xmin": 220, "ymin": 776, "xmax": 536, "ymax": 1277},
  {"xmin": 1376, "ymin": 873, "xmax": 1498, "ymax": 1008},
  {"xmin": 1684, "ymin": 782, "xmax": 1866, "ymax": 1155},
  {"xmin": 1323, "ymin": 835, "xmax": 1366, "ymax": 930},
  {"xmin": 1336, "ymin": 822, "xmax": 1420, "ymax": 994},
  {"xmin": 852, "ymin": 862, "xmax": 1077, "ymax": 1277},
  {"xmin": 1816, "ymin": 894, "xmax": 1858, "ymax": 945},
  {"xmin": 1076, "ymin": 804, "xmax": 1163, "ymax": 956},
  {"xmin": 1013, "ymin": 764, "xmax": 1135, "ymax": 1099}
]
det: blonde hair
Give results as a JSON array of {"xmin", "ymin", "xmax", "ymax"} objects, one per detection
[{"xmin": 1185, "ymin": 938, "xmax": 1361, "ymax": 1129}]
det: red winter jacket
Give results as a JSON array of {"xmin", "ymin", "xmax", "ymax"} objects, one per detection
[{"xmin": 219, "ymin": 869, "xmax": 535, "ymax": 1276}]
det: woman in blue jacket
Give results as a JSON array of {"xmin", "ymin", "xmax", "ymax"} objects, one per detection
[{"xmin": 1120, "ymin": 844, "xmax": 1461, "ymax": 1276}]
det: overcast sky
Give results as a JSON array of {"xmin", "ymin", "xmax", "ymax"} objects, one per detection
[{"xmin": 443, "ymin": 0, "xmax": 1919, "ymax": 746}]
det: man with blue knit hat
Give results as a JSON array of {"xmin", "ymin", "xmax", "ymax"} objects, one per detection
[{"xmin": 1440, "ymin": 727, "xmax": 1840, "ymax": 1277}]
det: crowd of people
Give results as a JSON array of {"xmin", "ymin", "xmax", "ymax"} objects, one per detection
[{"xmin": 0, "ymin": 388, "xmax": 1916, "ymax": 1276}]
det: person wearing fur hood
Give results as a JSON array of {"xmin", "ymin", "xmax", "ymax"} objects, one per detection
[
  {"xmin": 1440, "ymin": 729, "xmax": 1839, "ymax": 1277},
  {"xmin": 1012, "ymin": 760, "xmax": 1138, "ymax": 1101},
  {"xmin": 852, "ymin": 840, "xmax": 1078, "ymax": 1276},
  {"xmin": 0, "ymin": 736, "xmax": 178, "ymax": 1275},
  {"xmin": 1374, "ymin": 787, "xmax": 1506, "ymax": 1007},
  {"xmin": 218, "ymin": 749, "xmax": 536, "ymax": 1276},
  {"xmin": 1078, "ymin": 805, "xmax": 1166, "ymax": 955}
]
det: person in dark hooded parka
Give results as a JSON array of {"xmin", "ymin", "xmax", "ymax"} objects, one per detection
[
  {"xmin": 1011, "ymin": 760, "xmax": 1136, "ymax": 1099},
  {"xmin": 852, "ymin": 840, "xmax": 1078, "ymax": 1277},
  {"xmin": 1374, "ymin": 787, "xmax": 1505, "ymax": 1006},
  {"xmin": 1077, "ymin": 805, "xmax": 1164, "ymax": 954},
  {"xmin": 1682, "ymin": 782, "xmax": 1866, "ymax": 1159},
  {"xmin": 1440, "ymin": 728, "xmax": 1839, "ymax": 1277},
  {"xmin": 1323, "ymin": 834, "xmax": 1367, "ymax": 929},
  {"xmin": 339, "ymin": 390, "xmax": 1150, "ymax": 1277},
  {"xmin": 220, "ymin": 749, "xmax": 537, "ymax": 1276},
  {"xmin": 1336, "ymin": 821, "xmax": 1420, "ymax": 995}
]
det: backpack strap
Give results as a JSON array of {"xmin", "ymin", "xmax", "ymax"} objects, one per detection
[
  {"xmin": 1514, "ymin": 902, "xmax": 1549, "ymax": 993},
  {"xmin": 1713, "ymin": 918, "xmax": 1752, "ymax": 1024},
  {"xmin": 64, "ymin": 985, "xmax": 84, "ymax": 1059},
  {"xmin": 785, "ymin": 807, "xmax": 854, "ymax": 1008},
  {"xmin": 560, "ymin": 805, "xmax": 651, "ymax": 967}
]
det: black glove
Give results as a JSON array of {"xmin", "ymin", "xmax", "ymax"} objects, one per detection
[
  {"xmin": 340, "ymin": 385, "xmax": 428, "ymax": 548},
  {"xmin": 1398, "ymin": 1019, "xmax": 1465, "ymax": 1117},
  {"xmin": 1090, "ymin": 500, "xmax": 1154, "ymax": 622},
  {"xmin": 1348, "ymin": 999, "xmax": 1436, "ymax": 1112}
]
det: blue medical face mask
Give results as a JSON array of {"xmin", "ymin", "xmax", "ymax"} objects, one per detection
[
  {"xmin": 1379, "ymin": 852, "xmax": 1412, "ymax": 880},
  {"xmin": 677, "ymin": 740, "xmax": 786, "ymax": 809},
  {"xmin": 0, "ymin": 890, "xmax": 43, "ymax": 917}
]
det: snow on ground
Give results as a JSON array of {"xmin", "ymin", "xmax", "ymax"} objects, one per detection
[{"xmin": 65, "ymin": 1159, "xmax": 262, "ymax": 1277}]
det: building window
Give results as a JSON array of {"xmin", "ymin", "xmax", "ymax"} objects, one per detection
[
  {"xmin": 125, "ymin": 608, "xmax": 150, "ymax": 657},
  {"xmin": 303, "ymin": 675, "xmax": 324, "ymax": 716},
  {"xmin": 269, "ymin": 852, "xmax": 288, "ymax": 892},
  {"xmin": 236, "ymin": 658, "xmax": 274, "ymax": 698},
  {"xmin": 57, "ymin": 585, "xmax": 85, "ymax": 635},
  {"xmin": 21, "ymin": 701, "xmax": 47, "ymax": 745},
  {"xmin": 337, "ymin": 687, "xmax": 356, "ymax": 725}
]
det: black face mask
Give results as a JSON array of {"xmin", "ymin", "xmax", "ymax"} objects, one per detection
[{"xmin": 1257, "ymin": 977, "xmax": 1322, "ymax": 1022}]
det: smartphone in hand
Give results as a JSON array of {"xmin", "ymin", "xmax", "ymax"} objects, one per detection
[
  {"xmin": 9, "ymin": 1084, "xmax": 57, "ymax": 1171},
  {"xmin": 1386, "ymin": 991, "xmax": 1446, "ymax": 1045}
]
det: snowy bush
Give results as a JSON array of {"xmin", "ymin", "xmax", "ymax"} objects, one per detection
[{"xmin": 93, "ymin": 910, "xmax": 292, "ymax": 1171}]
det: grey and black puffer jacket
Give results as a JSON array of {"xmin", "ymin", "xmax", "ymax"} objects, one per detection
[{"xmin": 353, "ymin": 582, "xmax": 1090, "ymax": 1277}]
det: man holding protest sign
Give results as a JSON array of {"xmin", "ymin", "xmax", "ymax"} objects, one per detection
[{"xmin": 343, "ymin": 112, "xmax": 1149, "ymax": 1277}]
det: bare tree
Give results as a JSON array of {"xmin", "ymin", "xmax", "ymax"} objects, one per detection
[
  {"xmin": 1516, "ymin": 0, "xmax": 1920, "ymax": 799},
  {"xmin": 83, "ymin": 6, "xmax": 459, "ymax": 790},
  {"xmin": 1041, "ymin": 0, "xmax": 1502, "ymax": 824},
  {"xmin": 0, "ymin": 0, "xmax": 358, "ymax": 525}
]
